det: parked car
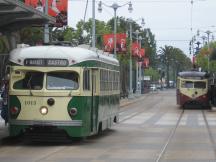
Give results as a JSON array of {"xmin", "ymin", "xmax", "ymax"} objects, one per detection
[
  {"xmin": 150, "ymin": 84, "xmax": 157, "ymax": 91},
  {"xmin": 156, "ymin": 84, "xmax": 161, "ymax": 90}
]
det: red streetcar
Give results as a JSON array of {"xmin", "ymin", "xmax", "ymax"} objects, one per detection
[{"xmin": 176, "ymin": 71, "xmax": 210, "ymax": 108}]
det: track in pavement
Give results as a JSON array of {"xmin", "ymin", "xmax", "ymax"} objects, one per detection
[
  {"xmin": 119, "ymin": 93, "xmax": 163, "ymax": 123},
  {"xmin": 155, "ymin": 108, "xmax": 216, "ymax": 162}
]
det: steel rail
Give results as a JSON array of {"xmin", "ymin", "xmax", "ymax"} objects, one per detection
[
  {"xmin": 202, "ymin": 110, "xmax": 216, "ymax": 159},
  {"xmin": 119, "ymin": 95, "xmax": 162, "ymax": 123},
  {"xmin": 155, "ymin": 109, "xmax": 185, "ymax": 162}
]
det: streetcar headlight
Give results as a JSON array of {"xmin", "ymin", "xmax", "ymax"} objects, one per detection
[
  {"xmin": 40, "ymin": 106, "xmax": 48, "ymax": 115},
  {"xmin": 69, "ymin": 108, "xmax": 77, "ymax": 116}
]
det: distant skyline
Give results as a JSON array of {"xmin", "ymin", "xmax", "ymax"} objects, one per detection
[{"xmin": 68, "ymin": 0, "xmax": 216, "ymax": 58}]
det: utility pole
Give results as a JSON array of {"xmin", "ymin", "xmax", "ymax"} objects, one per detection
[
  {"xmin": 92, "ymin": 0, "xmax": 96, "ymax": 48},
  {"xmin": 129, "ymin": 20, "xmax": 133, "ymax": 98},
  {"xmin": 44, "ymin": 0, "xmax": 49, "ymax": 43}
]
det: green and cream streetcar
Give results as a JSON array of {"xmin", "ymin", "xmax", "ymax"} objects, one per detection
[{"xmin": 8, "ymin": 45, "xmax": 120, "ymax": 139}]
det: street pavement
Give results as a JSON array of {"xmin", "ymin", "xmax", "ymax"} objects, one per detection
[
  {"xmin": 120, "ymin": 94, "xmax": 147, "ymax": 107},
  {"xmin": 0, "ymin": 90, "xmax": 216, "ymax": 162}
]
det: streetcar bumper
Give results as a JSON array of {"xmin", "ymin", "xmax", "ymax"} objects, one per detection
[{"xmin": 8, "ymin": 120, "xmax": 87, "ymax": 138}]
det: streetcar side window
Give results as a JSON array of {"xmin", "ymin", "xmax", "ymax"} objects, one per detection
[
  {"xmin": 194, "ymin": 81, "xmax": 206, "ymax": 89},
  {"xmin": 113, "ymin": 72, "xmax": 119, "ymax": 90},
  {"xmin": 100, "ymin": 70, "xmax": 105, "ymax": 91},
  {"xmin": 46, "ymin": 72, "xmax": 79, "ymax": 90},
  {"xmin": 83, "ymin": 70, "xmax": 90, "ymax": 91},
  {"xmin": 13, "ymin": 71, "xmax": 44, "ymax": 90}
]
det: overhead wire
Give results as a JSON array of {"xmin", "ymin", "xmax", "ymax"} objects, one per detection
[{"xmin": 83, "ymin": 0, "xmax": 89, "ymax": 23}]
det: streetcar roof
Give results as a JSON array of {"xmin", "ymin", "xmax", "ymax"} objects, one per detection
[
  {"xmin": 178, "ymin": 71, "xmax": 208, "ymax": 78},
  {"xmin": 9, "ymin": 46, "xmax": 119, "ymax": 66}
]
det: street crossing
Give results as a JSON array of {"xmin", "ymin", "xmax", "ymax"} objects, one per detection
[{"xmin": 120, "ymin": 111, "xmax": 216, "ymax": 126}]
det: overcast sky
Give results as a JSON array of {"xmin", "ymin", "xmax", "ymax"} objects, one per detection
[{"xmin": 68, "ymin": 0, "xmax": 216, "ymax": 58}]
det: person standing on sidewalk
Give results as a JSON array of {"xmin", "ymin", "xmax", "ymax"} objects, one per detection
[{"xmin": 1, "ymin": 75, "xmax": 9, "ymax": 125}]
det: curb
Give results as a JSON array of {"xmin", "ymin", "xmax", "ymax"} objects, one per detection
[{"xmin": 120, "ymin": 94, "xmax": 147, "ymax": 108}]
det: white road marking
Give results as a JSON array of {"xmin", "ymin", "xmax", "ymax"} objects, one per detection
[
  {"xmin": 121, "ymin": 111, "xmax": 216, "ymax": 126},
  {"xmin": 122, "ymin": 113, "xmax": 154, "ymax": 124}
]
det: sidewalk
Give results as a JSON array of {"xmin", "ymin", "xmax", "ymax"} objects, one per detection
[
  {"xmin": 0, "ymin": 116, "xmax": 8, "ymax": 140},
  {"xmin": 120, "ymin": 94, "xmax": 147, "ymax": 107}
]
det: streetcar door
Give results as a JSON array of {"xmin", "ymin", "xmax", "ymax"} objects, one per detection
[{"xmin": 91, "ymin": 69, "xmax": 97, "ymax": 133}]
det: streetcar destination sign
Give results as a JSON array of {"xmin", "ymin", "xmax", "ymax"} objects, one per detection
[{"xmin": 24, "ymin": 59, "xmax": 69, "ymax": 67}]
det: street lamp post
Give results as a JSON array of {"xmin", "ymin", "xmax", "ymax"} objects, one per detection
[
  {"xmin": 92, "ymin": 0, "xmax": 96, "ymax": 48},
  {"xmin": 128, "ymin": 18, "xmax": 145, "ymax": 97},
  {"xmin": 44, "ymin": 0, "xmax": 49, "ymax": 43},
  {"xmin": 129, "ymin": 19, "xmax": 133, "ymax": 97},
  {"xmin": 206, "ymin": 30, "xmax": 211, "ymax": 72},
  {"xmin": 197, "ymin": 29, "xmax": 214, "ymax": 72},
  {"xmin": 98, "ymin": 1, "xmax": 133, "ymax": 57},
  {"xmin": 138, "ymin": 35, "xmax": 143, "ymax": 94},
  {"xmin": 135, "ymin": 30, "xmax": 140, "ymax": 95}
]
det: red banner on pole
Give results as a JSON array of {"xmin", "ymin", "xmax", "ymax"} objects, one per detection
[
  {"xmin": 131, "ymin": 42, "xmax": 140, "ymax": 57},
  {"xmin": 139, "ymin": 48, "xmax": 145, "ymax": 58},
  {"xmin": 103, "ymin": 34, "xmax": 114, "ymax": 53},
  {"xmin": 116, "ymin": 33, "xmax": 127, "ymax": 53},
  {"xmin": 143, "ymin": 57, "xmax": 149, "ymax": 68},
  {"xmin": 103, "ymin": 33, "xmax": 127, "ymax": 53},
  {"xmin": 25, "ymin": 0, "xmax": 68, "ymax": 26}
]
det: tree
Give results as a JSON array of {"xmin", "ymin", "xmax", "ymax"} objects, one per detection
[
  {"xmin": 20, "ymin": 27, "xmax": 43, "ymax": 45},
  {"xmin": 159, "ymin": 46, "xmax": 173, "ymax": 87},
  {"xmin": 142, "ymin": 28, "xmax": 157, "ymax": 68},
  {"xmin": 159, "ymin": 46, "xmax": 192, "ymax": 87},
  {"xmin": 196, "ymin": 41, "xmax": 216, "ymax": 72},
  {"xmin": 144, "ymin": 67, "xmax": 160, "ymax": 82},
  {"xmin": 0, "ymin": 36, "xmax": 10, "ymax": 80}
]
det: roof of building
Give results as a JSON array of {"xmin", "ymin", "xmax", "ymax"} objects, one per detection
[{"xmin": 0, "ymin": 0, "xmax": 55, "ymax": 33}]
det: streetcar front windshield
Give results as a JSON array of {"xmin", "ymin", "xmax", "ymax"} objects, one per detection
[
  {"xmin": 181, "ymin": 80, "xmax": 206, "ymax": 89},
  {"xmin": 13, "ymin": 71, "xmax": 44, "ymax": 90},
  {"xmin": 46, "ymin": 72, "xmax": 79, "ymax": 90},
  {"xmin": 194, "ymin": 81, "xmax": 206, "ymax": 89},
  {"xmin": 182, "ymin": 81, "xmax": 193, "ymax": 88}
]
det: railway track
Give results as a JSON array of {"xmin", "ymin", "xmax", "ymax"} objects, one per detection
[
  {"xmin": 155, "ymin": 108, "xmax": 216, "ymax": 162},
  {"xmin": 119, "ymin": 94, "xmax": 163, "ymax": 123},
  {"xmin": 155, "ymin": 108, "xmax": 185, "ymax": 162},
  {"xmin": 202, "ymin": 110, "xmax": 216, "ymax": 158}
]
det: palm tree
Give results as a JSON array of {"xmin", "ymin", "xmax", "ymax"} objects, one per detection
[
  {"xmin": 159, "ymin": 46, "xmax": 192, "ymax": 88},
  {"xmin": 159, "ymin": 46, "xmax": 174, "ymax": 88}
]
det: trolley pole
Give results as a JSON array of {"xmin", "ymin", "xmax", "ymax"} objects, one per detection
[{"xmin": 206, "ymin": 30, "xmax": 211, "ymax": 72}]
